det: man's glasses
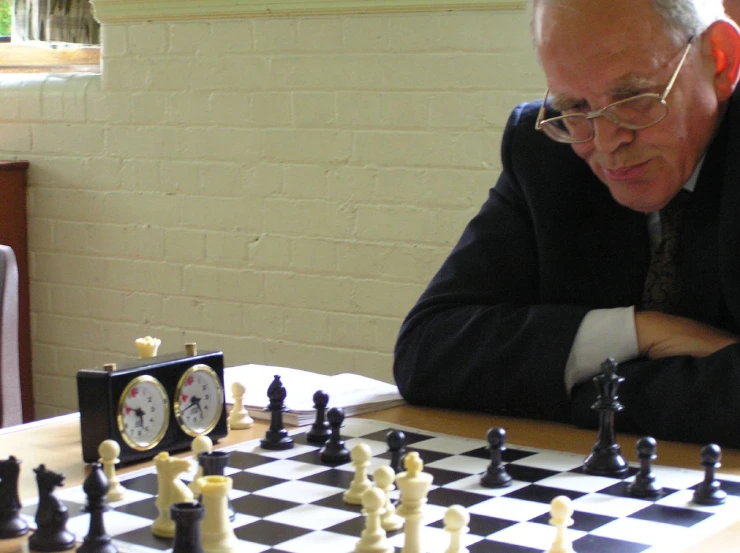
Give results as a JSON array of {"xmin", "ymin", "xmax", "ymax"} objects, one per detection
[{"xmin": 535, "ymin": 40, "xmax": 694, "ymax": 144}]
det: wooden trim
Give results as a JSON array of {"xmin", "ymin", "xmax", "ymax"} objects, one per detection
[
  {"xmin": 90, "ymin": 0, "xmax": 526, "ymax": 23},
  {"xmin": 0, "ymin": 42, "xmax": 100, "ymax": 74}
]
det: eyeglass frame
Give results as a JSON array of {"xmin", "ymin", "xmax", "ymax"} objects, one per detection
[{"xmin": 534, "ymin": 39, "xmax": 694, "ymax": 144}]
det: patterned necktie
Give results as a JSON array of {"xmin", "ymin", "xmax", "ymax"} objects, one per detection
[{"xmin": 640, "ymin": 190, "xmax": 691, "ymax": 315}]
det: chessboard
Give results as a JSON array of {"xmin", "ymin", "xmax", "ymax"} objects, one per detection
[{"xmin": 18, "ymin": 419, "xmax": 740, "ymax": 553}]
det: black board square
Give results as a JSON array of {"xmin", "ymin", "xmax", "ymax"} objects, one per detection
[
  {"xmin": 22, "ymin": 499, "xmax": 86, "ymax": 519},
  {"xmin": 598, "ymin": 481, "xmax": 674, "ymax": 501},
  {"xmin": 505, "ymin": 484, "xmax": 585, "ymax": 504},
  {"xmin": 288, "ymin": 449, "xmax": 345, "ymax": 466},
  {"xmin": 325, "ymin": 515, "xmax": 386, "ymax": 538},
  {"xmin": 120, "ymin": 474, "xmax": 158, "ymax": 494},
  {"xmin": 427, "ymin": 487, "xmax": 490, "ymax": 508},
  {"xmin": 460, "ymin": 446, "xmax": 538, "ymax": 464},
  {"xmin": 114, "ymin": 497, "xmax": 159, "ymax": 519},
  {"xmin": 707, "ymin": 479, "xmax": 740, "ymax": 496},
  {"xmin": 505, "ymin": 465, "xmax": 560, "ymax": 483},
  {"xmin": 229, "ymin": 471, "xmax": 287, "ymax": 493},
  {"xmin": 299, "ymin": 468, "xmax": 354, "ymax": 489},
  {"xmin": 424, "ymin": 466, "xmax": 471, "ymax": 487},
  {"xmin": 233, "ymin": 519, "xmax": 312, "ymax": 546},
  {"xmin": 429, "ymin": 512, "xmax": 518, "ymax": 536},
  {"xmin": 530, "ymin": 509, "xmax": 616, "ymax": 532},
  {"xmin": 113, "ymin": 526, "xmax": 173, "ymax": 550},
  {"xmin": 292, "ymin": 432, "xmax": 347, "ymax": 447},
  {"xmin": 312, "ymin": 492, "xmax": 364, "ymax": 513},
  {"xmin": 359, "ymin": 429, "xmax": 435, "ymax": 445},
  {"xmin": 471, "ymin": 539, "xmax": 540, "ymax": 552},
  {"xmin": 231, "ymin": 494, "xmax": 300, "ymax": 518},
  {"xmin": 572, "ymin": 533, "xmax": 651, "ymax": 553},
  {"xmin": 628, "ymin": 504, "xmax": 713, "ymax": 527},
  {"xmin": 228, "ymin": 451, "xmax": 283, "ymax": 470}
]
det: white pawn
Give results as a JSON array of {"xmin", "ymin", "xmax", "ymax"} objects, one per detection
[
  {"xmin": 395, "ymin": 451, "xmax": 433, "ymax": 553},
  {"xmin": 344, "ymin": 442, "xmax": 373, "ymax": 505},
  {"xmin": 189, "ymin": 434, "xmax": 213, "ymax": 495},
  {"xmin": 444, "ymin": 505, "xmax": 470, "ymax": 553},
  {"xmin": 354, "ymin": 487, "xmax": 393, "ymax": 553},
  {"xmin": 547, "ymin": 495, "xmax": 575, "ymax": 553},
  {"xmin": 374, "ymin": 465, "xmax": 403, "ymax": 532},
  {"xmin": 228, "ymin": 381, "xmax": 253, "ymax": 429},
  {"xmin": 98, "ymin": 439, "xmax": 125, "ymax": 502}
]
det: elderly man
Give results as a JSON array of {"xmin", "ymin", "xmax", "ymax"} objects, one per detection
[{"xmin": 394, "ymin": 0, "xmax": 740, "ymax": 447}]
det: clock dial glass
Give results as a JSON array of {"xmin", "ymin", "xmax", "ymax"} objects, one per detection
[
  {"xmin": 117, "ymin": 376, "xmax": 170, "ymax": 451},
  {"xmin": 174, "ymin": 364, "xmax": 224, "ymax": 437}
]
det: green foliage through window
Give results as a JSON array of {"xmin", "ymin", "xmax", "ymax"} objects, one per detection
[{"xmin": 0, "ymin": 0, "xmax": 11, "ymax": 37}]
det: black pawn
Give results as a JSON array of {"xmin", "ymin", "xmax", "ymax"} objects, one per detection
[
  {"xmin": 386, "ymin": 430, "xmax": 406, "ymax": 474},
  {"xmin": 319, "ymin": 407, "xmax": 351, "ymax": 464},
  {"xmin": 0, "ymin": 455, "xmax": 29, "ymax": 539},
  {"xmin": 77, "ymin": 462, "xmax": 117, "ymax": 553},
  {"xmin": 171, "ymin": 502, "xmax": 204, "ymax": 553},
  {"xmin": 306, "ymin": 390, "xmax": 331, "ymax": 445},
  {"xmin": 583, "ymin": 358, "xmax": 629, "ymax": 477},
  {"xmin": 260, "ymin": 375, "xmax": 295, "ymax": 451},
  {"xmin": 480, "ymin": 427, "xmax": 512, "ymax": 488},
  {"xmin": 198, "ymin": 451, "xmax": 235, "ymax": 521},
  {"xmin": 693, "ymin": 444, "xmax": 727, "ymax": 506},
  {"xmin": 29, "ymin": 465, "xmax": 75, "ymax": 552},
  {"xmin": 627, "ymin": 437, "xmax": 662, "ymax": 498}
]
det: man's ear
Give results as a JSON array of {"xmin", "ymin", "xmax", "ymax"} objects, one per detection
[{"xmin": 704, "ymin": 19, "xmax": 740, "ymax": 100}]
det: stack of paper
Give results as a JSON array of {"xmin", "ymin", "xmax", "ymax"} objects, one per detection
[{"xmin": 223, "ymin": 364, "xmax": 406, "ymax": 426}]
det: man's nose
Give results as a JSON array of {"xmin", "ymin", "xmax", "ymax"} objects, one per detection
[{"xmin": 591, "ymin": 117, "xmax": 634, "ymax": 153}]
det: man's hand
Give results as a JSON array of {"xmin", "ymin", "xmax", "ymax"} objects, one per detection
[{"xmin": 635, "ymin": 311, "xmax": 740, "ymax": 359}]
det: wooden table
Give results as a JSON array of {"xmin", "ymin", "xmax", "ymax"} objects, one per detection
[{"xmin": 2, "ymin": 406, "xmax": 740, "ymax": 552}]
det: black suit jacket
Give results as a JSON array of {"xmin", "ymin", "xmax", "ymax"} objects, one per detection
[{"xmin": 394, "ymin": 88, "xmax": 740, "ymax": 447}]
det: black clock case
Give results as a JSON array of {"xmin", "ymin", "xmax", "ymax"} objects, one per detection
[{"xmin": 77, "ymin": 350, "xmax": 228, "ymax": 464}]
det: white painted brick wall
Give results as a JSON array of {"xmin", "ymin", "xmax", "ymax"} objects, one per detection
[{"xmin": 0, "ymin": 9, "xmax": 545, "ymax": 418}]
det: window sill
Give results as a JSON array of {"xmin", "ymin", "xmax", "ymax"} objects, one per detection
[{"xmin": 0, "ymin": 42, "xmax": 100, "ymax": 74}]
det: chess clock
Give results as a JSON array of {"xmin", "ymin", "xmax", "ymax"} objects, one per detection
[{"xmin": 77, "ymin": 346, "xmax": 228, "ymax": 464}]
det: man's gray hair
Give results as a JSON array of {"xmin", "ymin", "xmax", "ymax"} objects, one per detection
[{"xmin": 530, "ymin": 0, "xmax": 726, "ymax": 45}]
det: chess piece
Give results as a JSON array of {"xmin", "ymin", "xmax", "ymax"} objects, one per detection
[
  {"xmin": 354, "ymin": 487, "xmax": 393, "ymax": 553},
  {"xmin": 306, "ymin": 390, "xmax": 331, "ymax": 445},
  {"xmin": 583, "ymin": 359, "xmax": 628, "ymax": 477},
  {"xmin": 152, "ymin": 452, "xmax": 194, "ymax": 539},
  {"xmin": 98, "ymin": 440, "xmax": 125, "ymax": 502},
  {"xmin": 395, "ymin": 452, "xmax": 433, "ymax": 553},
  {"xmin": 627, "ymin": 437, "xmax": 662, "ymax": 498},
  {"xmin": 320, "ymin": 407, "xmax": 351, "ymax": 464},
  {"xmin": 373, "ymin": 466, "xmax": 404, "ymax": 532},
  {"xmin": 171, "ymin": 502, "xmax": 205, "ymax": 553},
  {"xmin": 546, "ymin": 496, "xmax": 575, "ymax": 553},
  {"xmin": 693, "ymin": 444, "xmax": 727, "ymax": 506},
  {"xmin": 135, "ymin": 336, "xmax": 161, "ymax": 358},
  {"xmin": 260, "ymin": 375, "xmax": 295, "ymax": 450},
  {"xmin": 189, "ymin": 435, "xmax": 213, "ymax": 495},
  {"xmin": 443, "ymin": 505, "xmax": 470, "ymax": 553},
  {"xmin": 77, "ymin": 462, "xmax": 117, "ymax": 553},
  {"xmin": 0, "ymin": 455, "xmax": 29, "ymax": 539},
  {"xmin": 228, "ymin": 381, "xmax": 253, "ymax": 429},
  {"xmin": 344, "ymin": 442, "xmax": 374, "ymax": 505},
  {"xmin": 29, "ymin": 465, "xmax": 75, "ymax": 552},
  {"xmin": 386, "ymin": 430, "xmax": 406, "ymax": 473},
  {"xmin": 199, "ymin": 451, "xmax": 235, "ymax": 521},
  {"xmin": 480, "ymin": 427, "xmax": 512, "ymax": 488},
  {"xmin": 198, "ymin": 476, "xmax": 238, "ymax": 553}
]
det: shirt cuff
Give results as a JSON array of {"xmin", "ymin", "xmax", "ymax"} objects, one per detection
[{"xmin": 564, "ymin": 306, "xmax": 640, "ymax": 394}]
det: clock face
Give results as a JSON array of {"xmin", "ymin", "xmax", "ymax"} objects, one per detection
[
  {"xmin": 117, "ymin": 376, "xmax": 170, "ymax": 451},
  {"xmin": 174, "ymin": 364, "xmax": 224, "ymax": 437}
]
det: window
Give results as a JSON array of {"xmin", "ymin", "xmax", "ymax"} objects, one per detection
[{"xmin": 0, "ymin": 0, "xmax": 100, "ymax": 73}]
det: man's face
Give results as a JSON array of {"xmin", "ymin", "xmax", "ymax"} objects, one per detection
[{"xmin": 535, "ymin": 0, "xmax": 722, "ymax": 213}]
